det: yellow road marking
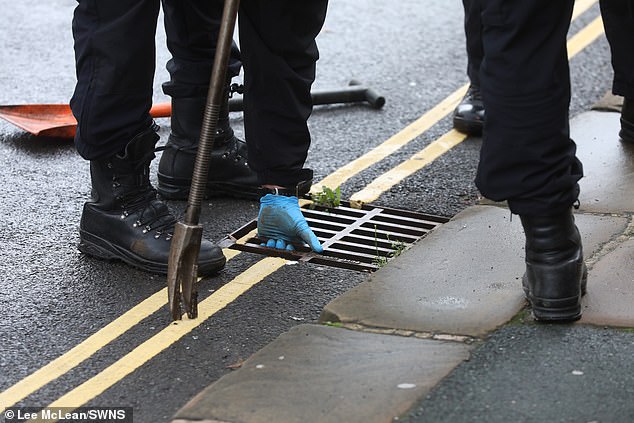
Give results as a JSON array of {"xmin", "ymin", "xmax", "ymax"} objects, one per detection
[
  {"xmin": 572, "ymin": 0, "xmax": 597, "ymax": 21},
  {"xmin": 2, "ymin": 2, "xmax": 604, "ymax": 414},
  {"xmin": 313, "ymin": 84, "xmax": 468, "ymax": 193},
  {"xmin": 350, "ymin": 130, "xmax": 467, "ymax": 206},
  {"xmin": 37, "ymin": 257, "xmax": 286, "ymax": 416},
  {"xmin": 568, "ymin": 16, "xmax": 604, "ymax": 58},
  {"xmin": 312, "ymin": 0, "xmax": 598, "ymax": 196},
  {"xmin": 0, "ymin": 248, "xmax": 240, "ymax": 411},
  {"xmin": 349, "ymin": 15, "xmax": 605, "ymax": 207}
]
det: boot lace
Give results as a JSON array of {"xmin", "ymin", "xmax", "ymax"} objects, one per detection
[{"xmin": 113, "ymin": 150, "xmax": 176, "ymax": 239}]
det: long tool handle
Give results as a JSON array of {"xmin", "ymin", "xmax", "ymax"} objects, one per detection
[
  {"xmin": 185, "ymin": 0, "xmax": 239, "ymax": 225},
  {"xmin": 167, "ymin": 0, "xmax": 240, "ymax": 320}
]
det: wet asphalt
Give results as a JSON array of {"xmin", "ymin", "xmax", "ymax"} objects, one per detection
[
  {"xmin": 403, "ymin": 324, "xmax": 634, "ymax": 423},
  {"xmin": 0, "ymin": 1, "xmax": 620, "ymax": 422}
]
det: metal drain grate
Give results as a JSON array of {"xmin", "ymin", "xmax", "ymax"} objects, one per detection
[{"xmin": 219, "ymin": 201, "xmax": 449, "ymax": 272}]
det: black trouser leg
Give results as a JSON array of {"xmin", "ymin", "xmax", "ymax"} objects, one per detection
[
  {"xmin": 600, "ymin": 0, "xmax": 634, "ymax": 99},
  {"xmin": 462, "ymin": 0, "xmax": 483, "ymax": 87},
  {"xmin": 475, "ymin": 0, "xmax": 583, "ymax": 216},
  {"xmin": 600, "ymin": 0, "xmax": 634, "ymax": 142},
  {"xmin": 161, "ymin": 0, "xmax": 242, "ymax": 99},
  {"xmin": 454, "ymin": 0, "xmax": 485, "ymax": 136},
  {"xmin": 70, "ymin": 0, "xmax": 159, "ymax": 160},
  {"xmin": 157, "ymin": 0, "xmax": 261, "ymax": 201},
  {"xmin": 238, "ymin": 0, "xmax": 328, "ymax": 187}
]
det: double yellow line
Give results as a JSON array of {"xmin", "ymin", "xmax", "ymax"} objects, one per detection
[
  {"xmin": 348, "ymin": 0, "xmax": 603, "ymax": 206},
  {"xmin": 0, "ymin": 0, "xmax": 603, "ymax": 414}
]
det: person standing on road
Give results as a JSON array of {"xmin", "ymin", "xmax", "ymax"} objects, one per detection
[
  {"xmin": 475, "ymin": 0, "xmax": 586, "ymax": 322},
  {"xmin": 600, "ymin": 0, "xmax": 634, "ymax": 143},
  {"xmin": 462, "ymin": 0, "xmax": 634, "ymax": 143},
  {"xmin": 70, "ymin": 0, "xmax": 326, "ymax": 276}
]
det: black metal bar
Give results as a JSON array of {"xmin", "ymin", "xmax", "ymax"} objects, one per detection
[
  {"xmin": 167, "ymin": 0, "xmax": 240, "ymax": 320},
  {"xmin": 184, "ymin": 0, "xmax": 238, "ymax": 225},
  {"xmin": 228, "ymin": 80, "xmax": 385, "ymax": 111}
]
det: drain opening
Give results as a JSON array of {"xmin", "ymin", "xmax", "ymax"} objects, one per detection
[{"xmin": 219, "ymin": 201, "xmax": 448, "ymax": 272}]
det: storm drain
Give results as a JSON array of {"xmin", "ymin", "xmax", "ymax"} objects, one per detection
[{"xmin": 219, "ymin": 201, "xmax": 449, "ymax": 272}]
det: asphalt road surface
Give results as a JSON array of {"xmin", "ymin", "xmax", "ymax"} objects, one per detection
[{"xmin": 0, "ymin": 1, "xmax": 613, "ymax": 421}]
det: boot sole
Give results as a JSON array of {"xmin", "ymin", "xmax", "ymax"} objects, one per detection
[
  {"xmin": 78, "ymin": 230, "xmax": 226, "ymax": 276},
  {"xmin": 157, "ymin": 178, "xmax": 261, "ymax": 201},
  {"xmin": 522, "ymin": 262, "xmax": 587, "ymax": 322},
  {"xmin": 529, "ymin": 295, "xmax": 582, "ymax": 322},
  {"xmin": 522, "ymin": 262, "xmax": 588, "ymax": 297},
  {"xmin": 453, "ymin": 116, "xmax": 483, "ymax": 137}
]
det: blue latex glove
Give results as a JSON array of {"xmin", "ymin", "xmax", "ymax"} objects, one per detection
[{"xmin": 257, "ymin": 194, "xmax": 323, "ymax": 253}]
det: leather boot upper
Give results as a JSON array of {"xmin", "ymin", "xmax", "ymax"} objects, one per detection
[
  {"xmin": 520, "ymin": 210, "xmax": 585, "ymax": 321},
  {"xmin": 80, "ymin": 126, "xmax": 225, "ymax": 276},
  {"xmin": 453, "ymin": 84, "xmax": 485, "ymax": 136},
  {"xmin": 157, "ymin": 85, "xmax": 260, "ymax": 200}
]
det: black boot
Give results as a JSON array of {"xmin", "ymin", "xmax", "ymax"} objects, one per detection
[
  {"xmin": 79, "ymin": 127, "xmax": 226, "ymax": 276},
  {"xmin": 620, "ymin": 97, "xmax": 634, "ymax": 143},
  {"xmin": 520, "ymin": 210, "xmax": 586, "ymax": 322},
  {"xmin": 157, "ymin": 84, "xmax": 260, "ymax": 200},
  {"xmin": 452, "ymin": 84, "xmax": 485, "ymax": 136}
]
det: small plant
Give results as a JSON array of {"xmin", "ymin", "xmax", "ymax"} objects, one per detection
[
  {"xmin": 310, "ymin": 185, "xmax": 341, "ymax": 209},
  {"xmin": 372, "ymin": 226, "xmax": 408, "ymax": 268},
  {"xmin": 390, "ymin": 239, "xmax": 407, "ymax": 259},
  {"xmin": 372, "ymin": 225, "xmax": 389, "ymax": 268},
  {"xmin": 373, "ymin": 255, "xmax": 389, "ymax": 268}
]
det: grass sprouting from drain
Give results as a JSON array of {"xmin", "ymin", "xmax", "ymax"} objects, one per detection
[
  {"xmin": 310, "ymin": 186, "xmax": 341, "ymax": 209},
  {"xmin": 373, "ymin": 225, "xmax": 408, "ymax": 268}
]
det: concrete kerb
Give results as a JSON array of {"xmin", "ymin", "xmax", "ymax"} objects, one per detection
[
  {"xmin": 171, "ymin": 324, "xmax": 472, "ymax": 423},
  {"xmin": 319, "ymin": 205, "xmax": 630, "ymax": 337}
]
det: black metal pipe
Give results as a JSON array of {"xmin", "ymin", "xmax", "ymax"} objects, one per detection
[
  {"xmin": 167, "ymin": 0, "xmax": 240, "ymax": 320},
  {"xmin": 228, "ymin": 80, "xmax": 385, "ymax": 111}
]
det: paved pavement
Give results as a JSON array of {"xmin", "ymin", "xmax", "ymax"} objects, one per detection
[{"xmin": 169, "ymin": 106, "xmax": 634, "ymax": 422}]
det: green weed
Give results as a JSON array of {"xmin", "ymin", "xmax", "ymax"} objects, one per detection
[
  {"xmin": 372, "ymin": 226, "xmax": 408, "ymax": 268},
  {"xmin": 310, "ymin": 186, "xmax": 341, "ymax": 209}
]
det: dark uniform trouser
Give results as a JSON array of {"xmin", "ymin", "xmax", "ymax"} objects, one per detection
[
  {"xmin": 71, "ymin": 0, "xmax": 327, "ymax": 187},
  {"xmin": 600, "ymin": 0, "xmax": 634, "ymax": 99},
  {"xmin": 462, "ymin": 0, "xmax": 483, "ymax": 88},
  {"xmin": 475, "ymin": 0, "xmax": 583, "ymax": 216}
]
